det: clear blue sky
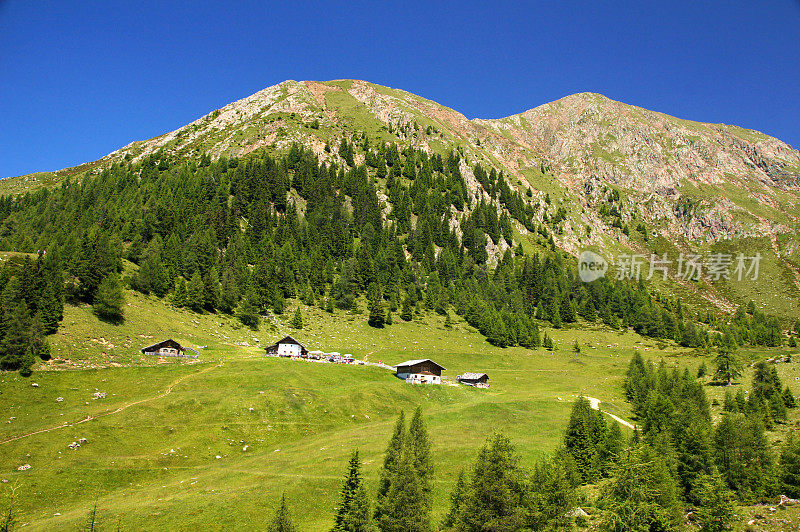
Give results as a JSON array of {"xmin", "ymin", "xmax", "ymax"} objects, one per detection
[{"xmin": 1, "ymin": 0, "xmax": 798, "ymax": 178}]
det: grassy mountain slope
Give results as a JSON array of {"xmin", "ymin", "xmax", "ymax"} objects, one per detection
[
  {"xmin": 2, "ymin": 287, "xmax": 653, "ymax": 530},
  {"xmin": 3, "ymin": 288, "xmax": 800, "ymax": 529}
]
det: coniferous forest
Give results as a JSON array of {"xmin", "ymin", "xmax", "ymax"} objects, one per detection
[{"xmin": 0, "ymin": 141, "xmax": 784, "ymax": 374}]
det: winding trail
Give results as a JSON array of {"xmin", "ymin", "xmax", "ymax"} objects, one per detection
[
  {"xmin": 0, "ymin": 363, "xmax": 222, "ymax": 446},
  {"xmin": 585, "ymin": 396, "xmax": 636, "ymax": 430}
]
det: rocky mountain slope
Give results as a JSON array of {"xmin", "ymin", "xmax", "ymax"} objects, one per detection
[
  {"xmin": 5, "ymin": 79, "xmax": 800, "ymax": 316},
  {"xmin": 34, "ymin": 79, "xmax": 797, "ymax": 247}
]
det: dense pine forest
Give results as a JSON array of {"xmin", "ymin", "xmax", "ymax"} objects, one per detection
[{"xmin": 0, "ymin": 139, "xmax": 786, "ymax": 373}]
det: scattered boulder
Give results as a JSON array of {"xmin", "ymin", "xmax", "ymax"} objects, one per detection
[
  {"xmin": 92, "ymin": 392, "xmax": 106, "ymax": 400},
  {"xmin": 17, "ymin": 464, "xmax": 30, "ymax": 471},
  {"xmin": 31, "ymin": 382, "xmax": 39, "ymax": 388},
  {"xmin": 78, "ymin": 437, "xmax": 87, "ymax": 444},
  {"xmin": 567, "ymin": 507, "xmax": 588, "ymax": 518},
  {"xmin": 55, "ymin": 397, "xmax": 64, "ymax": 403},
  {"xmin": 779, "ymin": 494, "xmax": 798, "ymax": 507}
]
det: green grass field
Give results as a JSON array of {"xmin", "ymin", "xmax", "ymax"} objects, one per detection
[{"xmin": 1, "ymin": 291, "xmax": 799, "ymax": 530}]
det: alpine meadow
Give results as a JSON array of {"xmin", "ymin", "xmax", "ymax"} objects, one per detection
[{"xmin": 3, "ymin": 78, "xmax": 800, "ymax": 531}]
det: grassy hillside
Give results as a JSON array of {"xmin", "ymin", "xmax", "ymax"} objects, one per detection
[
  {"xmin": 3, "ymin": 289, "xmax": 800, "ymax": 529},
  {"xmin": 1, "ymin": 290, "xmax": 656, "ymax": 530}
]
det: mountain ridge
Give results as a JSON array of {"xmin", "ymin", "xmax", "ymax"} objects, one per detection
[{"xmin": 4, "ymin": 79, "xmax": 800, "ymax": 257}]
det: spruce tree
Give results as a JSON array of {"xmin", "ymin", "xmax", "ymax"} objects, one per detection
[
  {"xmin": 291, "ymin": 307, "xmax": 303, "ymax": 329},
  {"xmin": 563, "ymin": 396, "xmax": 606, "ymax": 482},
  {"xmin": 92, "ymin": 274, "xmax": 125, "ymax": 324},
  {"xmin": 400, "ymin": 296, "xmax": 413, "ymax": 322},
  {"xmin": 694, "ymin": 473, "xmax": 736, "ymax": 532},
  {"xmin": 780, "ymin": 431, "xmax": 800, "ymax": 498},
  {"xmin": 368, "ymin": 297, "xmax": 385, "ymax": 329},
  {"xmin": 236, "ymin": 290, "xmax": 260, "ymax": 330},
  {"xmin": 598, "ymin": 444, "xmax": 681, "ymax": 532},
  {"xmin": 332, "ymin": 450, "xmax": 373, "ymax": 532},
  {"xmin": 268, "ymin": 494, "xmax": 297, "ymax": 532},
  {"xmin": 407, "ymin": 407, "xmax": 432, "ymax": 506},
  {"xmin": 0, "ymin": 302, "xmax": 32, "ymax": 372},
  {"xmin": 459, "ymin": 434, "xmax": 527, "ymax": 532},
  {"xmin": 187, "ymin": 271, "xmax": 205, "ymax": 312},
  {"xmin": 375, "ymin": 412, "xmax": 406, "ymax": 521},
  {"xmin": 172, "ymin": 277, "xmax": 188, "ymax": 307},
  {"xmin": 375, "ymin": 449, "xmax": 430, "ymax": 532},
  {"xmin": 713, "ymin": 346, "xmax": 741, "ymax": 386},
  {"xmin": 441, "ymin": 469, "xmax": 465, "ymax": 529}
]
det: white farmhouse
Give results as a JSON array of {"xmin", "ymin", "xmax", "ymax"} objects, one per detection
[
  {"xmin": 265, "ymin": 336, "xmax": 308, "ymax": 358},
  {"xmin": 394, "ymin": 359, "xmax": 446, "ymax": 385}
]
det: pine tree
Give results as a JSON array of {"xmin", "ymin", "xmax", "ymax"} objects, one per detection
[
  {"xmin": 268, "ymin": 494, "xmax": 297, "ymax": 532},
  {"xmin": 400, "ymin": 296, "xmax": 413, "ymax": 322},
  {"xmin": 599, "ymin": 445, "xmax": 681, "ymax": 532},
  {"xmin": 375, "ymin": 449, "xmax": 430, "ymax": 532},
  {"xmin": 203, "ymin": 267, "xmax": 221, "ymax": 310},
  {"xmin": 784, "ymin": 386, "xmax": 797, "ymax": 408},
  {"xmin": 375, "ymin": 412, "xmax": 406, "ymax": 521},
  {"xmin": 694, "ymin": 473, "xmax": 736, "ymax": 532},
  {"xmin": 780, "ymin": 431, "xmax": 800, "ymax": 498},
  {"xmin": 713, "ymin": 346, "xmax": 741, "ymax": 386},
  {"xmin": 92, "ymin": 274, "xmax": 125, "ymax": 324},
  {"xmin": 38, "ymin": 279, "xmax": 63, "ymax": 334},
  {"xmin": 441, "ymin": 469, "xmax": 465, "ymax": 529},
  {"xmin": 187, "ymin": 271, "xmax": 205, "ymax": 313},
  {"xmin": 291, "ymin": 307, "xmax": 303, "ymax": 329},
  {"xmin": 332, "ymin": 450, "xmax": 373, "ymax": 532},
  {"xmin": 236, "ymin": 289, "xmax": 260, "ymax": 330},
  {"xmin": 368, "ymin": 297, "xmax": 385, "ymax": 329},
  {"xmin": 172, "ymin": 277, "xmax": 188, "ymax": 308},
  {"xmin": 0, "ymin": 302, "xmax": 32, "ymax": 372},
  {"xmin": 459, "ymin": 433, "xmax": 527, "ymax": 531},
  {"xmin": 407, "ymin": 407, "xmax": 432, "ymax": 506},
  {"xmin": 563, "ymin": 396, "xmax": 606, "ymax": 482}
]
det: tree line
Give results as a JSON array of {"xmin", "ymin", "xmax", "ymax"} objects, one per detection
[{"xmin": 0, "ymin": 141, "xmax": 789, "ymax": 373}]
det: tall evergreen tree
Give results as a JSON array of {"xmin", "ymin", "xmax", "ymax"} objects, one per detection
[
  {"xmin": 780, "ymin": 431, "xmax": 800, "ymax": 498},
  {"xmin": 375, "ymin": 449, "xmax": 430, "ymax": 532},
  {"xmin": 332, "ymin": 450, "xmax": 373, "ymax": 532},
  {"xmin": 441, "ymin": 469, "xmax": 466, "ymax": 530},
  {"xmin": 599, "ymin": 445, "xmax": 681, "ymax": 532},
  {"xmin": 268, "ymin": 494, "xmax": 297, "ymax": 532},
  {"xmin": 406, "ymin": 407, "xmax": 432, "ymax": 506},
  {"xmin": 375, "ymin": 412, "xmax": 406, "ymax": 521},
  {"xmin": 459, "ymin": 433, "xmax": 527, "ymax": 532},
  {"xmin": 694, "ymin": 473, "xmax": 736, "ymax": 532},
  {"xmin": 291, "ymin": 307, "xmax": 303, "ymax": 329},
  {"xmin": 92, "ymin": 274, "xmax": 125, "ymax": 324}
]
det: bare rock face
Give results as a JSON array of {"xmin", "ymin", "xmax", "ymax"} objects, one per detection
[
  {"xmin": 479, "ymin": 92, "xmax": 800, "ymax": 192},
  {"xmin": 33, "ymin": 80, "xmax": 800, "ymax": 249}
]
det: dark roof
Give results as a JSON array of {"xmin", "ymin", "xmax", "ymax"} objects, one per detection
[
  {"xmin": 394, "ymin": 359, "xmax": 446, "ymax": 371},
  {"xmin": 266, "ymin": 335, "xmax": 307, "ymax": 350},
  {"xmin": 141, "ymin": 339, "xmax": 199, "ymax": 354}
]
